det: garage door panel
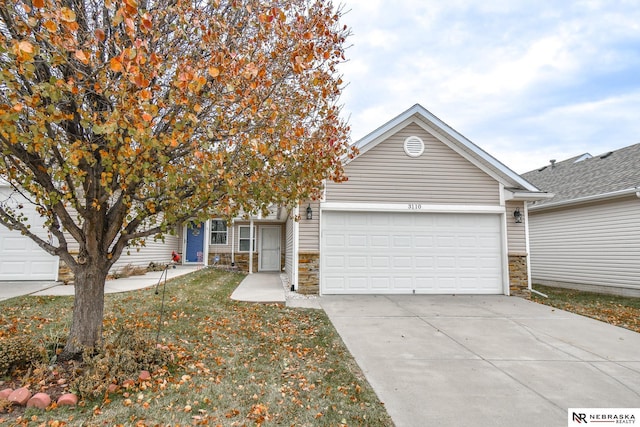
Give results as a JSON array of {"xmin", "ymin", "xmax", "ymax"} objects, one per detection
[
  {"xmin": 393, "ymin": 235, "xmax": 412, "ymax": 247},
  {"xmin": 371, "ymin": 256, "xmax": 390, "ymax": 268},
  {"xmin": 371, "ymin": 277, "xmax": 391, "ymax": 289},
  {"xmin": 392, "ymin": 277, "xmax": 413, "ymax": 290},
  {"xmin": 371, "ymin": 235, "xmax": 390, "ymax": 247},
  {"xmin": 321, "ymin": 211, "xmax": 503, "ymax": 294},
  {"xmin": 348, "ymin": 277, "xmax": 368, "ymax": 289},
  {"xmin": 348, "ymin": 256, "xmax": 367, "ymax": 268}
]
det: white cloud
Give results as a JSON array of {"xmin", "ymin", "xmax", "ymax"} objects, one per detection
[{"xmin": 338, "ymin": 0, "xmax": 640, "ymax": 174}]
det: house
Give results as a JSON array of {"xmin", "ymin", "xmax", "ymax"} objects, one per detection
[
  {"xmin": 522, "ymin": 143, "xmax": 640, "ymax": 297},
  {"xmin": 192, "ymin": 104, "xmax": 550, "ymax": 295},
  {"xmin": 3, "ymin": 104, "xmax": 549, "ymax": 295}
]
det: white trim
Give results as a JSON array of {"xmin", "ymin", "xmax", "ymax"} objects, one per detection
[
  {"xmin": 524, "ymin": 202, "xmax": 532, "ymax": 290},
  {"xmin": 293, "ymin": 206, "xmax": 299, "ymax": 290},
  {"xmin": 249, "ymin": 219, "xmax": 254, "ymax": 274},
  {"xmin": 203, "ymin": 221, "xmax": 209, "ymax": 267},
  {"xmin": 320, "ymin": 201, "xmax": 504, "ymax": 214},
  {"xmin": 231, "ymin": 218, "xmax": 235, "ymax": 265},
  {"xmin": 499, "ymin": 183, "xmax": 505, "ymax": 207},
  {"xmin": 500, "ymin": 212, "xmax": 510, "ymax": 296}
]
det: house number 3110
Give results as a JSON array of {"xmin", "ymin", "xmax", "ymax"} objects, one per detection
[{"xmin": 408, "ymin": 203, "xmax": 422, "ymax": 210}]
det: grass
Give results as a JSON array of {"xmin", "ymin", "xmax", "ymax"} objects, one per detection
[
  {"xmin": 529, "ymin": 284, "xmax": 640, "ymax": 333},
  {"xmin": 0, "ymin": 269, "xmax": 394, "ymax": 426}
]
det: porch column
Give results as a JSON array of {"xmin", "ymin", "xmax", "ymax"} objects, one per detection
[{"xmin": 249, "ymin": 217, "xmax": 254, "ymax": 274}]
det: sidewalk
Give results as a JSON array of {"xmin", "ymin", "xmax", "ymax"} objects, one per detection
[
  {"xmin": 230, "ymin": 272, "xmax": 321, "ymax": 308},
  {"xmin": 0, "ymin": 265, "xmax": 200, "ymax": 301}
]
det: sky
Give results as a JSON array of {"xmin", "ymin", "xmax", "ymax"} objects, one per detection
[{"xmin": 337, "ymin": 0, "xmax": 640, "ymax": 173}]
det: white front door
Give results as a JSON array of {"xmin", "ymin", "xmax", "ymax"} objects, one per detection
[{"xmin": 259, "ymin": 226, "xmax": 281, "ymax": 271}]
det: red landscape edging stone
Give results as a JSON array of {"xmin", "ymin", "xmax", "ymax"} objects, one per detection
[
  {"xmin": 27, "ymin": 393, "xmax": 52, "ymax": 409},
  {"xmin": 0, "ymin": 388, "xmax": 13, "ymax": 400},
  {"xmin": 7, "ymin": 387, "xmax": 32, "ymax": 406},
  {"xmin": 57, "ymin": 393, "xmax": 79, "ymax": 406}
]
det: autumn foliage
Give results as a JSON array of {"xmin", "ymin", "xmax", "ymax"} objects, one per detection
[{"xmin": 0, "ymin": 0, "xmax": 351, "ymax": 356}]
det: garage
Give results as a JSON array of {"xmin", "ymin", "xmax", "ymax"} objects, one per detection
[
  {"xmin": 0, "ymin": 187, "xmax": 59, "ymax": 281},
  {"xmin": 320, "ymin": 211, "xmax": 503, "ymax": 294}
]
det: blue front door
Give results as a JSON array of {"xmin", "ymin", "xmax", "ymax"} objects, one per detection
[{"xmin": 186, "ymin": 222, "xmax": 205, "ymax": 263}]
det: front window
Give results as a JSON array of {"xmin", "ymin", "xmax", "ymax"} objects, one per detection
[
  {"xmin": 210, "ymin": 219, "xmax": 228, "ymax": 245},
  {"xmin": 238, "ymin": 225, "xmax": 256, "ymax": 252}
]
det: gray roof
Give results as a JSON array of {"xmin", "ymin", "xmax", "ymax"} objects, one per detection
[{"xmin": 521, "ymin": 142, "xmax": 640, "ymax": 206}]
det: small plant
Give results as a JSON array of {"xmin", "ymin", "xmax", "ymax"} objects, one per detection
[
  {"xmin": 0, "ymin": 335, "xmax": 45, "ymax": 377},
  {"xmin": 111, "ymin": 264, "xmax": 149, "ymax": 279},
  {"xmin": 70, "ymin": 328, "xmax": 172, "ymax": 398}
]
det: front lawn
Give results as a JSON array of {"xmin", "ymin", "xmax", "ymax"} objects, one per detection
[
  {"xmin": 530, "ymin": 284, "xmax": 640, "ymax": 333},
  {"xmin": 0, "ymin": 269, "xmax": 394, "ymax": 426}
]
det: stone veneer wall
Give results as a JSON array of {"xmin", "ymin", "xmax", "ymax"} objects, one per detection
[
  {"xmin": 208, "ymin": 252, "xmax": 258, "ymax": 273},
  {"xmin": 297, "ymin": 252, "xmax": 319, "ymax": 295},
  {"xmin": 508, "ymin": 255, "xmax": 529, "ymax": 296}
]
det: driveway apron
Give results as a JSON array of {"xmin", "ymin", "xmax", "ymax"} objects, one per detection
[{"xmin": 320, "ymin": 295, "xmax": 640, "ymax": 427}]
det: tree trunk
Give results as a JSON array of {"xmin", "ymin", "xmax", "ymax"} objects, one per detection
[{"xmin": 60, "ymin": 262, "xmax": 109, "ymax": 360}]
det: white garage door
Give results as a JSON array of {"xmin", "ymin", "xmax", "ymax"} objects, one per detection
[
  {"xmin": 0, "ymin": 188, "xmax": 59, "ymax": 281},
  {"xmin": 321, "ymin": 211, "xmax": 503, "ymax": 294}
]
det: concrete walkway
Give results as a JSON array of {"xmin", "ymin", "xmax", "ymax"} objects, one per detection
[
  {"xmin": 230, "ymin": 272, "xmax": 286, "ymax": 303},
  {"xmin": 0, "ymin": 265, "xmax": 200, "ymax": 300}
]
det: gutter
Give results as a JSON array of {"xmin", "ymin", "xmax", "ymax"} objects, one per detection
[
  {"xmin": 529, "ymin": 187, "xmax": 640, "ymax": 211},
  {"xmin": 504, "ymin": 189, "xmax": 554, "ymax": 202}
]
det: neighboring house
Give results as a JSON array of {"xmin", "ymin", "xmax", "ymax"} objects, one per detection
[
  {"xmin": 522, "ymin": 143, "xmax": 640, "ymax": 297},
  {"xmin": 0, "ymin": 181, "xmax": 180, "ymax": 282},
  {"xmin": 0, "ymin": 182, "xmax": 59, "ymax": 281},
  {"xmin": 189, "ymin": 104, "xmax": 547, "ymax": 295}
]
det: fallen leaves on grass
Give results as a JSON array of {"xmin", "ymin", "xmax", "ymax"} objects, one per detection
[{"xmin": 0, "ymin": 269, "xmax": 393, "ymax": 426}]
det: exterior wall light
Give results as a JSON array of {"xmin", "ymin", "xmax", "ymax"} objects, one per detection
[
  {"xmin": 306, "ymin": 204, "xmax": 313, "ymax": 220},
  {"xmin": 513, "ymin": 208, "xmax": 523, "ymax": 223}
]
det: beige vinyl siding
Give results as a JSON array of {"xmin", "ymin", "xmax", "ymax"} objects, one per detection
[
  {"xmin": 111, "ymin": 233, "xmax": 180, "ymax": 273},
  {"xmin": 326, "ymin": 123, "xmax": 499, "ymax": 204},
  {"xmin": 506, "ymin": 200, "xmax": 527, "ymax": 255},
  {"xmin": 299, "ymin": 200, "xmax": 320, "ymax": 251},
  {"xmin": 529, "ymin": 196, "xmax": 640, "ymax": 290}
]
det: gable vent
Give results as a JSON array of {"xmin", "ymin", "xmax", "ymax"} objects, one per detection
[{"xmin": 403, "ymin": 136, "xmax": 425, "ymax": 157}]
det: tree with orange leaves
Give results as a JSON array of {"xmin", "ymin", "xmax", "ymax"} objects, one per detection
[{"xmin": 0, "ymin": 0, "xmax": 351, "ymax": 358}]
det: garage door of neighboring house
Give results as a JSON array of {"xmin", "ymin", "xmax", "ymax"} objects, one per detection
[
  {"xmin": 320, "ymin": 211, "xmax": 503, "ymax": 294},
  {"xmin": 0, "ymin": 189, "xmax": 59, "ymax": 281}
]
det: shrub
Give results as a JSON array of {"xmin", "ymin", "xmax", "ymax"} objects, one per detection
[
  {"xmin": 71, "ymin": 328, "xmax": 172, "ymax": 398},
  {"xmin": 0, "ymin": 336, "xmax": 45, "ymax": 377}
]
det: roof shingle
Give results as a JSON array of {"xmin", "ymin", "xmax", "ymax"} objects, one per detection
[{"xmin": 521, "ymin": 143, "xmax": 640, "ymax": 206}]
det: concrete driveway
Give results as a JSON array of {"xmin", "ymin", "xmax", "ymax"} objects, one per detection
[{"xmin": 320, "ymin": 295, "xmax": 640, "ymax": 427}]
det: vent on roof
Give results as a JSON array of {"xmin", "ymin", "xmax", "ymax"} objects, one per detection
[
  {"xmin": 403, "ymin": 136, "xmax": 425, "ymax": 157},
  {"xmin": 600, "ymin": 151, "xmax": 613, "ymax": 159},
  {"xmin": 574, "ymin": 153, "xmax": 592, "ymax": 163}
]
